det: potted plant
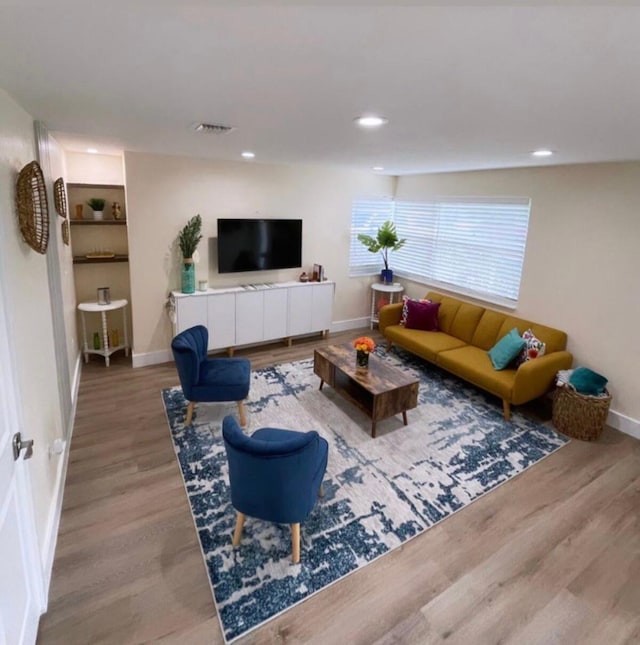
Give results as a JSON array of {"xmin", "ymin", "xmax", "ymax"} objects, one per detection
[
  {"xmin": 178, "ymin": 214, "xmax": 203, "ymax": 294},
  {"xmin": 357, "ymin": 220, "xmax": 406, "ymax": 284},
  {"xmin": 87, "ymin": 198, "xmax": 106, "ymax": 221}
]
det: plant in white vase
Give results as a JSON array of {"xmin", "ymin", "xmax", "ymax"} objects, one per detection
[{"xmin": 87, "ymin": 198, "xmax": 106, "ymax": 221}]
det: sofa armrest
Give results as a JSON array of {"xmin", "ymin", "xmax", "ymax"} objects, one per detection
[
  {"xmin": 512, "ymin": 350, "xmax": 573, "ymax": 405},
  {"xmin": 378, "ymin": 303, "xmax": 403, "ymax": 334}
]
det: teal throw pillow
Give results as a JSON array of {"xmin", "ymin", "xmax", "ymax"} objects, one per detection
[
  {"xmin": 488, "ymin": 328, "xmax": 526, "ymax": 370},
  {"xmin": 569, "ymin": 367, "xmax": 608, "ymax": 395}
]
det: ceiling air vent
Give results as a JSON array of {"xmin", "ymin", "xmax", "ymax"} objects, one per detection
[{"xmin": 193, "ymin": 123, "xmax": 235, "ymax": 134}]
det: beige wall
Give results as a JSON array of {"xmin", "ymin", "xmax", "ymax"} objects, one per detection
[
  {"xmin": 124, "ymin": 151, "xmax": 394, "ymax": 356},
  {"xmin": 396, "ymin": 163, "xmax": 640, "ymax": 422},
  {"xmin": 0, "ymin": 89, "xmax": 65, "ymax": 552},
  {"xmin": 65, "ymin": 151, "xmax": 124, "ymax": 185}
]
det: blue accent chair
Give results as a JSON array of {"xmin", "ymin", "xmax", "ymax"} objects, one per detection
[
  {"xmin": 171, "ymin": 325, "xmax": 251, "ymax": 427},
  {"xmin": 222, "ymin": 415, "xmax": 329, "ymax": 563}
]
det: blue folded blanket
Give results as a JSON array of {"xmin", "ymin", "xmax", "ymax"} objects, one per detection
[{"xmin": 569, "ymin": 366, "xmax": 608, "ymax": 395}]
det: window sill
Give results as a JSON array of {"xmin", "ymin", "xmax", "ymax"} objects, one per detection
[{"xmin": 393, "ymin": 272, "xmax": 518, "ymax": 311}]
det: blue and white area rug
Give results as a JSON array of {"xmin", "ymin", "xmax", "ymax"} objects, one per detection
[{"xmin": 162, "ymin": 349, "xmax": 569, "ymax": 643}]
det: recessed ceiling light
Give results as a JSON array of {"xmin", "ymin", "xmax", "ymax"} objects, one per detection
[
  {"xmin": 86, "ymin": 148, "xmax": 98, "ymax": 154},
  {"xmin": 531, "ymin": 149, "xmax": 554, "ymax": 157},
  {"xmin": 241, "ymin": 151, "xmax": 255, "ymax": 159},
  {"xmin": 355, "ymin": 115, "xmax": 388, "ymax": 128},
  {"xmin": 372, "ymin": 166, "xmax": 384, "ymax": 171}
]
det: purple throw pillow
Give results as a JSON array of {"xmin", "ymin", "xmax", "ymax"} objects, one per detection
[
  {"xmin": 400, "ymin": 295, "xmax": 432, "ymax": 326},
  {"xmin": 404, "ymin": 300, "xmax": 441, "ymax": 331}
]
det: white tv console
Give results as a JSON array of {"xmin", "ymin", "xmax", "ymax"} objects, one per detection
[{"xmin": 172, "ymin": 280, "xmax": 335, "ymax": 354}]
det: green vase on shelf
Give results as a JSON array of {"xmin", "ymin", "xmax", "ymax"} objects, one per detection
[
  {"xmin": 178, "ymin": 215, "xmax": 202, "ymax": 295},
  {"xmin": 182, "ymin": 259, "xmax": 195, "ymax": 294},
  {"xmin": 93, "ymin": 332, "xmax": 100, "ymax": 350}
]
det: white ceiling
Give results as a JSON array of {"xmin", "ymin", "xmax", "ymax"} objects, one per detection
[{"xmin": 1, "ymin": 5, "xmax": 640, "ymax": 174}]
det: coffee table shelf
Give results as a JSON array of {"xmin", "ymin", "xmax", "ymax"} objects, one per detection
[{"xmin": 314, "ymin": 343, "xmax": 419, "ymax": 438}]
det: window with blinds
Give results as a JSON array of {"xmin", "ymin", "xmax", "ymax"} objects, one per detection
[{"xmin": 349, "ymin": 196, "xmax": 531, "ymax": 304}]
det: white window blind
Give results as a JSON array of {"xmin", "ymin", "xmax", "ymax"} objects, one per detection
[
  {"xmin": 393, "ymin": 197, "xmax": 531, "ymax": 302},
  {"xmin": 349, "ymin": 196, "xmax": 531, "ymax": 304},
  {"xmin": 349, "ymin": 198, "xmax": 394, "ymax": 276}
]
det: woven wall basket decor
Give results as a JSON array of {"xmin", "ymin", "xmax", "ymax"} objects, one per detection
[
  {"xmin": 53, "ymin": 177, "xmax": 67, "ymax": 217},
  {"xmin": 16, "ymin": 160, "xmax": 49, "ymax": 254},
  {"xmin": 61, "ymin": 218, "xmax": 70, "ymax": 246}
]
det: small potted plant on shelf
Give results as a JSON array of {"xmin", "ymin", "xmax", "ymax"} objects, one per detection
[
  {"xmin": 357, "ymin": 220, "xmax": 406, "ymax": 284},
  {"xmin": 178, "ymin": 214, "xmax": 202, "ymax": 294},
  {"xmin": 87, "ymin": 198, "xmax": 106, "ymax": 221}
]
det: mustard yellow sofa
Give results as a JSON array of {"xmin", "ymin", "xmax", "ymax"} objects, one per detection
[{"xmin": 379, "ymin": 291, "xmax": 573, "ymax": 420}]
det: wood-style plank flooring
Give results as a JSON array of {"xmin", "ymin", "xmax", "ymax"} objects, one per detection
[{"xmin": 38, "ymin": 330, "xmax": 640, "ymax": 644}]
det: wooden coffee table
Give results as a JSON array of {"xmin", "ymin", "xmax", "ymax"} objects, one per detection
[{"xmin": 313, "ymin": 343, "xmax": 419, "ymax": 438}]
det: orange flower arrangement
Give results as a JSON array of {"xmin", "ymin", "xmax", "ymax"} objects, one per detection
[{"xmin": 353, "ymin": 336, "xmax": 376, "ymax": 354}]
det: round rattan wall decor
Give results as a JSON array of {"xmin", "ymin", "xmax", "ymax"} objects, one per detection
[
  {"xmin": 16, "ymin": 161, "xmax": 49, "ymax": 254},
  {"xmin": 54, "ymin": 177, "xmax": 67, "ymax": 218},
  {"xmin": 61, "ymin": 218, "xmax": 70, "ymax": 246}
]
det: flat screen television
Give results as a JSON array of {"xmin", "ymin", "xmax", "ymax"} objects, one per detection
[{"xmin": 217, "ymin": 218, "xmax": 303, "ymax": 274}]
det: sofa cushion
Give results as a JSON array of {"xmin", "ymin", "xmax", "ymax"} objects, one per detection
[
  {"xmin": 450, "ymin": 302, "xmax": 485, "ymax": 343},
  {"xmin": 497, "ymin": 316, "xmax": 567, "ymax": 354},
  {"xmin": 437, "ymin": 345, "xmax": 516, "ymax": 399},
  {"xmin": 515, "ymin": 329, "xmax": 546, "ymax": 366},
  {"xmin": 471, "ymin": 309, "xmax": 508, "ymax": 350},
  {"xmin": 385, "ymin": 325, "xmax": 466, "ymax": 363},
  {"xmin": 488, "ymin": 328, "xmax": 526, "ymax": 370},
  {"xmin": 405, "ymin": 300, "xmax": 440, "ymax": 331},
  {"xmin": 400, "ymin": 295, "xmax": 431, "ymax": 326},
  {"xmin": 425, "ymin": 293, "xmax": 461, "ymax": 335}
]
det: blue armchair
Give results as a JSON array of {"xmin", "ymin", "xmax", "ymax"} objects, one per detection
[
  {"xmin": 171, "ymin": 325, "xmax": 251, "ymax": 426},
  {"xmin": 222, "ymin": 415, "xmax": 329, "ymax": 563}
]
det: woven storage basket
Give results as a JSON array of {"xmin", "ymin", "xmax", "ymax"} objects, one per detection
[{"xmin": 552, "ymin": 384, "xmax": 611, "ymax": 441}]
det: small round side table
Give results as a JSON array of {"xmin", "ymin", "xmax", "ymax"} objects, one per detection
[
  {"xmin": 78, "ymin": 299, "xmax": 130, "ymax": 367},
  {"xmin": 370, "ymin": 282, "xmax": 404, "ymax": 329}
]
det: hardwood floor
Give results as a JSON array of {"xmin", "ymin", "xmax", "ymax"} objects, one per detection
[{"xmin": 38, "ymin": 330, "xmax": 640, "ymax": 644}]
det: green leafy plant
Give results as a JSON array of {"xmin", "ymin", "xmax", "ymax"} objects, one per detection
[
  {"xmin": 357, "ymin": 220, "xmax": 406, "ymax": 271},
  {"xmin": 86, "ymin": 198, "xmax": 106, "ymax": 211},
  {"xmin": 178, "ymin": 214, "xmax": 203, "ymax": 260}
]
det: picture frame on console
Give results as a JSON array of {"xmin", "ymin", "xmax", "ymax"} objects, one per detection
[{"xmin": 312, "ymin": 264, "xmax": 324, "ymax": 282}]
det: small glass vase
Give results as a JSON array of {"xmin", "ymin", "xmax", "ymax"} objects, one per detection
[
  {"xmin": 181, "ymin": 260, "xmax": 195, "ymax": 294},
  {"xmin": 356, "ymin": 349, "xmax": 369, "ymax": 371}
]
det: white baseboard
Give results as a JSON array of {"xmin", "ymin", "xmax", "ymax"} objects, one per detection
[
  {"xmin": 607, "ymin": 408, "xmax": 640, "ymax": 440},
  {"xmin": 132, "ymin": 321, "xmax": 372, "ymax": 368},
  {"xmin": 330, "ymin": 317, "xmax": 370, "ymax": 333},
  {"xmin": 40, "ymin": 353, "xmax": 80, "ymax": 606},
  {"xmin": 132, "ymin": 348, "xmax": 173, "ymax": 368}
]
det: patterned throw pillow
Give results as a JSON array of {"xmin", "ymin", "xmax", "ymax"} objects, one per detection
[
  {"xmin": 399, "ymin": 295, "xmax": 432, "ymax": 326},
  {"xmin": 516, "ymin": 329, "xmax": 546, "ymax": 366}
]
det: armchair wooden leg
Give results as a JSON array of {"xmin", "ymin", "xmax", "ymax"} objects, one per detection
[
  {"xmin": 232, "ymin": 512, "xmax": 246, "ymax": 547},
  {"xmin": 185, "ymin": 401, "xmax": 195, "ymax": 426},
  {"xmin": 385, "ymin": 339, "xmax": 393, "ymax": 353},
  {"xmin": 291, "ymin": 523, "xmax": 300, "ymax": 564},
  {"xmin": 237, "ymin": 400, "xmax": 247, "ymax": 427},
  {"xmin": 503, "ymin": 399, "xmax": 511, "ymax": 422},
  {"xmin": 318, "ymin": 483, "xmax": 325, "ymax": 498}
]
